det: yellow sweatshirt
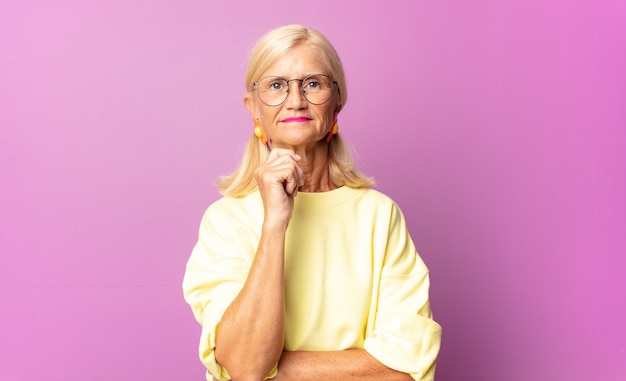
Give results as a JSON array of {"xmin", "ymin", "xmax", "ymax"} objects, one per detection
[{"xmin": 183, "ymin": 186, "xmax": 442, "ymax": 380}]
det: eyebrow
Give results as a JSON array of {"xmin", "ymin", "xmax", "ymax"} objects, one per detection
[{"xmin": 262, "ymin": 73, "xmax": 328, "ymax": 79}]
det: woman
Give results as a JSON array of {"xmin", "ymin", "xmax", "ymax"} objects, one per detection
[{"xmin": 183, "ymin": 24, "xmax": 441, "ymax": 381}]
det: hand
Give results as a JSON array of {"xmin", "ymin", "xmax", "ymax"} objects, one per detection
[{"xmin": 255, "ymin": 148, "xmax": 304, "ymax": 227}]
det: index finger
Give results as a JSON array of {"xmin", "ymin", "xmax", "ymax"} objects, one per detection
[{"xmin": 268, "ymin": 148, "xmax": 301, "ymax": 162}]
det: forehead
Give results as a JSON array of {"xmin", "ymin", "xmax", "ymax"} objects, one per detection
[{"xmin": 261, "ymin": 45, "xmax": 330, "ymax": 78}]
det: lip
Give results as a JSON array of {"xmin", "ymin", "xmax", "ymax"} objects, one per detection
[{"xmin": 281, "ymin": 116, "xmax": 311, "ymax": 123}]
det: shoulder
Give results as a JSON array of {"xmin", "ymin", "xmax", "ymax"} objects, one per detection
[
  {"xmin": 201, "ymin": 191, "xmax": 263, "ymax": 223},
  {"xmin": 359, "ymin": 187, "xmax": 396, "ymax": 203},
  {"xmin": 354, "ymin": 188, "xmax": 412, "ymax": 230},
  {"xmin": 336, "ymin": 187, "xmax": 408, "ymax": 227},
  {"xmin": 349, "ymin": 187, "xmax": 401, "ymax": 210}
]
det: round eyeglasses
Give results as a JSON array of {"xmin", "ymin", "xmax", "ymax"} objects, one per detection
[{"xmin": 252, "ymin": 74, "xmax": 338, "ymax": 107}]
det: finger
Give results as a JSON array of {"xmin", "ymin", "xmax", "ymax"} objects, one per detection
[
  {"xmin": 263, "ymin": 162, "xmax": 300, "ymax": 195},
  {"xmin": 267, "ymin": 148, "xmax": 301, "ymax": 162},
  {"xmin": 265, "ymin": 154, "xmax": 302, "ymax": 179},
  {"xmin": 278, "ymin": 160, "xmax": 303, "ymax": 190},
  {"xmin": 257, "ymin": 162, "xmax": 299, "ymax": 190},
  {"xmin": 283, "ymin": 171, "xmax": 300, "ymax": 196}
]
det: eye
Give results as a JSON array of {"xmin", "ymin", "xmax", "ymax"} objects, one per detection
[
  {"xmin": 304, "ymin": 78, "xmax": 322, "ymax": 91},
  {"xmin": 260, "ymin": 77, "xmax": 288, "ymax": 92},
  {"xmin": 269, "ymin": 81, "xmax": 284, "ymax": 90},
  {"xmin": 303, "ymin": 75, "xmax": 330, "ymax": 91},
  {"xmin": 306, "ymin": 80, "xmax": 320, "ymax": 89}
]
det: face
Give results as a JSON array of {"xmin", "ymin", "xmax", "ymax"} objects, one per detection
[{"xmin": 245, "ymin": 45, "xmax": 340, "ymax": 150}]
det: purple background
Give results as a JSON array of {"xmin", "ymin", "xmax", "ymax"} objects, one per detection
[{"xmin": 1, "ymin": 1, "xmax": 624, "ymax": 380}]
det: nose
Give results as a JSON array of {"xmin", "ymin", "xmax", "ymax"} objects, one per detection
[{"xmin": 284, "ymin": 80, "xmax": 308, "ymax": 108}]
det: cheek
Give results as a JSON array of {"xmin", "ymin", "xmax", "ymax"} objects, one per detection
[
  {"xmin": 258, "ymin": 109, "xmax": 278, "ymax": 127},
  {"xmin": 323, "ymin": 108, "xmax": 336, "ymax": 128}
]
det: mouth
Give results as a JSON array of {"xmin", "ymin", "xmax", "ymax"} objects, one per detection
[{"xmin": 281, "ymin": 116, "xmax": 311, "ymax": 123}]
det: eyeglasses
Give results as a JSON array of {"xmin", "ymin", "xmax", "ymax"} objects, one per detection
[{"xmin": 252, "ymin": 74, "xmax": 338, "ymax": 107}]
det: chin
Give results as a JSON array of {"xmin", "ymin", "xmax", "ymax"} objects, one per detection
[{"xmin": 278, "ymin": 133, "xmax": 324, "ymax": 146}]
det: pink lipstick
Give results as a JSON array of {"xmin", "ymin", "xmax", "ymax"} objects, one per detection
[{"xmin": 282, "ymin": 116, "xmax": 311, "ymax": 123}]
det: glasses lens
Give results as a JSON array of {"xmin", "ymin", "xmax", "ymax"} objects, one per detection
[
  {"xmin": 257, "ymin": 77, "xmax": 288, "ymax": 106},
  {"xmin": 302, "ymin": 75, "xmax": 334, "ymax": 105}
]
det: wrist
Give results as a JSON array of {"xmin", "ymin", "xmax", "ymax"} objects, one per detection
[{"xmin": 262, "ymin": 215, "xmax": 290, "ymax": 233}]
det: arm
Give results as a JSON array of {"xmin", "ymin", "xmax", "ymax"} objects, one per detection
[
  {"xmin": 271, "ymin": 202, "xmax": 439, "ymax": 381},
  {"xmin": 360, "ymin": 203, "xmax": 441, "ymax": 381},
  {"xmin": 214, "ymin": 149, "xmax": 303, "ymax": 381},
  {"xmin": 273, "ymin": 349, "xmax": 413, "ymax": 381},
  {"xmin": 213, "ymin": 221, "xmax": 286, "ymax": 380}
]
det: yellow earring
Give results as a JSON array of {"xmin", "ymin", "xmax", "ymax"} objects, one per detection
[{"xmin": 253, "ymin": 118, "xmax": 268, "ymax": 145}]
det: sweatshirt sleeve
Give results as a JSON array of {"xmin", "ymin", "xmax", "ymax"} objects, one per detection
[
  {"xmin": 182, "ymin": 203, "xmax": 278, "ymax": 380},
  {"xmin": 363, "ymin": 203, "xmax": 442, "ymax": 381}
]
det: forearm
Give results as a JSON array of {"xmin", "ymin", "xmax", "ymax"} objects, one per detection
[
  {"xmin": 215, "ymin": 225, "xmax": 287, "ymax": 380},
  {"xmin": 273, "ymin": 349, "xmax": 414, "ymax": 381}
]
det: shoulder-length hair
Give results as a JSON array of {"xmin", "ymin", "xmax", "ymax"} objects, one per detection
[{"xmin": 216, "ymin": 25, "xmax": 374, "ymax": 196}]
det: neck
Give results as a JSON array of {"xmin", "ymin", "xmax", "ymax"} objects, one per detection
[{"xmin": 281, "ymin": 142, "xmax": 336, "ymax": 192}]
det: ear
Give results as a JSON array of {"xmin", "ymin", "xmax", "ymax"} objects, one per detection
[
  {"xmin": 243, "ymin": 92, "xmax": 256, "ymax": 117},
  {"xmin": 334, "ymin": 98, "xmax": 343, "ymax": 114}
]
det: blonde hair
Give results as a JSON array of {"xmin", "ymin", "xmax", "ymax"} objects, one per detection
[{"xmin": 217, "ymin": 25, "xmax": 374, "ymax": 196}]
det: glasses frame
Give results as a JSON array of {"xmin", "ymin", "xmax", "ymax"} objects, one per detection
[{"xmin": 252, "ymin": 74, "xmax": 339, "ymax": 107}]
